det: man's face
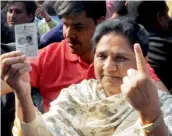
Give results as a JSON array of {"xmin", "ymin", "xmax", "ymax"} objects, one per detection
[
  {"xmin": 7, "ymin": 2, "xmax": 33, "ymax": 27},
  {"xmin": 62, "ymin": 12, "xmax": 96, "ymax": 56}
]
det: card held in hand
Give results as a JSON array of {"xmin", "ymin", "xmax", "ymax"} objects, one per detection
[{"xmin": 15, "ymin": 23, "xmax": 38, "ymax": 57}]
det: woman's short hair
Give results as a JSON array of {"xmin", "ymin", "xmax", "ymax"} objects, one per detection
[
  {"xmin": 54, "ymin": 1, "xmax": 106, "ymax": 24},
  {"xmin": 92, "ymin": 18, "xmax": 149, "ymax": 57}
]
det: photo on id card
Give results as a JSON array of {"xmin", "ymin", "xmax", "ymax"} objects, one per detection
[{"xmin": 15, "ymin": 22, "xmax": 38, "ymax": 57}]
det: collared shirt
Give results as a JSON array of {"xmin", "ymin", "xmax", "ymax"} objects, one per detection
[{"xmin": 28, "ymin": 40, "xmax": 95, "ymax": 111}]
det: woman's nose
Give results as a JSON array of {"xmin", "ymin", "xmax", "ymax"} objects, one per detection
[{"xmin": 103, "ymin": 58, "xmax": 118, "ymax": 71}]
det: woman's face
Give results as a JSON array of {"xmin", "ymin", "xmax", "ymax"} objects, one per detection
[{"xmin": 94, "ymin": 33, "xmax": 137, "ymax": 95}]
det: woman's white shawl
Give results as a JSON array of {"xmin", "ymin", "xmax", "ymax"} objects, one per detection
[{"xmin": 14, "ymin": 79, "xmax": 172, "ymax": 136}]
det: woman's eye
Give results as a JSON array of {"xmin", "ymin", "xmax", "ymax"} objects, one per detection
[
  {"xmin": 115, "ymin": 56, "xmax": 128, "ymax": 62},
  {"xmin": 97, "ymin": 54, "xmax": 106, "ymax": 60}
]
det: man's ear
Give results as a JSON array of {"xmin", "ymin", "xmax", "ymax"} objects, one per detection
[
  {"xmin": 27, "ymin": 14, "xmax": 34, "ymax": 22},
  {"xmin": 96, "ymin": 16, "xmax": 105, "ymax": 24},
  {"xmin": 145, "ymin": 56, "xmax": 148, "ymax": 63}
]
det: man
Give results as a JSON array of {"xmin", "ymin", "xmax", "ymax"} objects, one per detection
[
  {"xmin": 6, "ymin": 1, "xmax": 37, "ymax": 27},
  {"xmin": 6, "ymin": 1, "xmax": 56, "ymax": 37},
  {"xmin": 127, "ymin": 1, "xmax": 172, "ymax": 92},
  {"xmin": 1, "ymin": 1, "xmax": 107, "ymax": 112}
]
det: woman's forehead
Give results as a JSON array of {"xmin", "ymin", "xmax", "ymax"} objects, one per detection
[{"xmin": 96, "ymin": 33, "xmax": 133, "ymax": 52}]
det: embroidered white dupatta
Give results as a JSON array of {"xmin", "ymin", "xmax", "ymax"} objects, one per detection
[{"xmin": 42, "ymin": 79, "xmax": 145, "ymax": 136}]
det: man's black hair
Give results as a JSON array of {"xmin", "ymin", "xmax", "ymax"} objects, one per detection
[
  {"xmin": 54, "ymin": 1, "xmax": 106, "ymax": 23},
  {"xmin": 92, "ymin": 18, "xmax": 149, "ymax": 57}
]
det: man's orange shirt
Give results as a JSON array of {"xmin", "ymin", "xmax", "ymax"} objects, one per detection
[
  {"xmin": 29, "ymin": 40, "xmax": 95, "ymax": 111},
  {"xmin": 28, "ymin": 40, "xmax": 159, "ymax": 111}
]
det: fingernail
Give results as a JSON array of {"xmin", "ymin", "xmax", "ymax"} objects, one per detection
[{"xmin": 134, "ymin": 44, "xmax": 139, "ymax": 52}]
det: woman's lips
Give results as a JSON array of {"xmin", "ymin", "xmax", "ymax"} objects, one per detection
[
  {"xmin": 104, "ymin": 75, "xmax": 121, "ymax": 78},
  {"xmin": 103, "ymin": 75, "xmax": 121, "ymax": 82}
]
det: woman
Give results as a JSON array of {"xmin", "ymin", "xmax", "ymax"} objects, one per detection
[{"xmin": 1, "ymin": 19, "xmax": 172, "ymax": 136}]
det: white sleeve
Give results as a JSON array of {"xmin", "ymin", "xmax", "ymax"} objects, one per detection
[
  {"xmin": 158, "ymin": 90, "xmax": 172, "ymax": 135},
  {"xmin": 12, "ymin": 110, "xmax": 53, "ymax": 136}
]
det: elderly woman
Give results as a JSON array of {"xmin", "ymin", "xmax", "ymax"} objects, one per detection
[{"xmin": 1, "ymin": 19, "xmax": 172, "ymax": 136}]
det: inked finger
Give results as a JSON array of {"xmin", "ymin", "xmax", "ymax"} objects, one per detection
[{"xmin": 134, "ymin": 43, "xmax": 147, "ymax": 75}]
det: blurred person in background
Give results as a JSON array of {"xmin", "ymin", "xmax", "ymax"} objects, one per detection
[
  {"xmin": 1, "ymin": 2, "xmax": 43, "ymax": 136},
  {"xmin": 127, "ymin": 0, "xmax": 172, "ymax": 93},
  {"xmin": 102, "ymin": 0, "xmax": 169, "ymax": 93},
  {"xmin": 5, "ymin": 1, "xmax": 37, "ymax": 27},
  {"xmin": 1, "ymin": 10, "xmax": 16, "ymax": 136},
  {"xmin": 36, "ymin": 1, "xmax": 60, "ymax": 35}
]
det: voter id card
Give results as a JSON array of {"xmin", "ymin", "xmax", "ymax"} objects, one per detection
[{"xmin": 15, "ymin": 23, "xmax": 38, "ymax": 57}]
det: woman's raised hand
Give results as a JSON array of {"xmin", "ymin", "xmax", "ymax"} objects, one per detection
[{"xmin": 121, "ymin": 43, "xmax": 161, "ymax": 123}]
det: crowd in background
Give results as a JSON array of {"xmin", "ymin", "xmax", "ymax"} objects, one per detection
[{"xmin": 1, "ymin": 1, "xmax": 172, "ymax": 136}]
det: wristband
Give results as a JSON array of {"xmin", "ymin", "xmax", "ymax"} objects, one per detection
[{"xmin": 141, "ymin": 112, "xmax": 163, "ymax": 133}]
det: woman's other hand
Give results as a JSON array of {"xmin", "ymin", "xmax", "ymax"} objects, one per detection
[{"xmin": 0, "ymin": 51, "xmax": 31, "ymax": 99}]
